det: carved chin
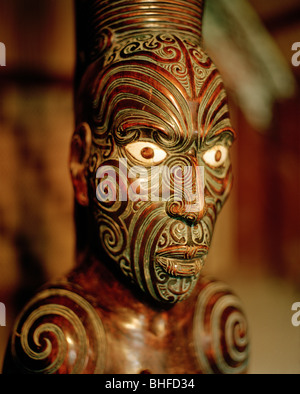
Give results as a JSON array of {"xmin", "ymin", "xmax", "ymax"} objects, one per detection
[
  {"xmin": 97, "ymin": 216, "xmax": 210, "ymax": 303},
  {"xmin": 101, "ymin": 236, "xmax": 203, "ymax": 303},
  {"xmin": 149, "ymin": 252, "xmax": 208, "ymax": 303},
  {"xmin": 152, "ymin": 264, "xmax": 201, "ymax": 304}
]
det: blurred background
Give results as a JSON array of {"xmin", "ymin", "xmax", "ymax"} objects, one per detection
[{"xmin": 0, "ymin": 0, "xmax": 299, "ymax": 374}]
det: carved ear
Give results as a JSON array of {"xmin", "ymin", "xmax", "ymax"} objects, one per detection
[{"xmin": 70, "ymin": 123, "xmax": 92, "ymax": 207}]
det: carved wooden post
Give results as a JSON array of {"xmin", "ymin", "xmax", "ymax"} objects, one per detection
[{"xmin": 3, "ymin": 0, "xmax": 249, "ymax": 374}]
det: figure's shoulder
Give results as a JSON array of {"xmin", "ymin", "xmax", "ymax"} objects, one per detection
[
  {"xmin": 192, "ymin": 277, "xmax": 250, "ymax": 374},
  {"xmin": 2, "ymin": 281, "xmax": 107, "ymax": 374}
]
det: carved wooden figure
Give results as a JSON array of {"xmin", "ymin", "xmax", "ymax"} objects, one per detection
[{"xmin": 3, "ymin": 0, "xmax": 249, "ymax": 374}]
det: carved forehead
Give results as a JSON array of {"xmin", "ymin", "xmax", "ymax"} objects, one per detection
[
  {"xmin": 85, "ymin": 34, "xmax": 234, "ymax": 145},
  {"xmin": 103, "ymin": 34, "xmax": 213, "ymax": 97},
  {"xmin": 98, "ymin": 34, "xmax": 221, "ymax": 102}
]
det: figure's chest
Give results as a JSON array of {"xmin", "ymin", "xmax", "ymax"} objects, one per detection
[
  {"xmin": 101, "ymin": 308, "xmax": 203, "ymax": 374},
  {"xmin": 97, "ymin": 278, "xmax": 250, "ymax": 375}
]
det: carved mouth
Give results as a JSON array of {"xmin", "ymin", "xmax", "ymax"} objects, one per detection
[{"xmin": 155, "ymin": 246, "xmax": 208, "ymax": 277}]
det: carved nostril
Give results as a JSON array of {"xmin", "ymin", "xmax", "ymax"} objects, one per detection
[
  {"xmin": 186, "ymin": 214, "xmax": 198, "ymax": 224},
  {"xmin": 166, "ymin": 199, "xmax": 203, "ymax": 225},
  {"xmin": 166, "ymin": 199, "xmax": 183, "ymax": 217},
  {"xmin": 184, "ymin": 212, "xmax": 202, "ymax": 226}
]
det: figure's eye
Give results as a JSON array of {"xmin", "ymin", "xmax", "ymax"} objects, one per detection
[
  {"xmin": 202, "ymin": 145, "xmax": 229, "ymax": 168},
  {"xmin": 125, "ymin": 141, "xmax": 167, "ymax": 166}
]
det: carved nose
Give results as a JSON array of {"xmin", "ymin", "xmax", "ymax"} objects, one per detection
[
  {"xmin": 165, "ymin": 155, "xmax": 205, "ymax": 225},
  {"xmin": 165, "ymin": 163, "xmax": 205, "ymax": 225},
  {"xmin": 166, "ymin": 198, "xmax": 204, "ymax": 225}
]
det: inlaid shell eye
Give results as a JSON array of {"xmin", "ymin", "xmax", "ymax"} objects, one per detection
[
  {"xmin": 125, "ymin": 141, "xmax": 167, "ymax": 166},
  {"xmin": 203, "ymin": 145, "xmax": 229, "ymax": 168}
]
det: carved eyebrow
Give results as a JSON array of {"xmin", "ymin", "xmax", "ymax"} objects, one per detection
[
  {"xmin": 204, "ymin": 128, "xmax": 236, "ymax": 148},
  {"xmin": 93, "ymin": 61, "xmax": 195, "ymax": 149},
  {"xmin": 200, "ymin": 106, "xmax": 237, "ymax": 144},
  {"xmin": 116, "ymin": 124, "xmax": 172, "ymax": 145},
  {"xmin": 213, "ymin": 127, "xmax": 236, "ymax": 141},
  {"xmin": 196, "ymin": 67, "xmax": 237, "ymax": 144}
]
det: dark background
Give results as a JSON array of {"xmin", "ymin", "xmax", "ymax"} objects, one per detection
[{"xmin": 0, "ymin": 0, "xmax": 299, "ymax": 373}]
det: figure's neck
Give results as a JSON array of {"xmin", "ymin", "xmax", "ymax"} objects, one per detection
[{"xmin": 68, "ymin": 246, "xmax": 175, "ymax": 313}]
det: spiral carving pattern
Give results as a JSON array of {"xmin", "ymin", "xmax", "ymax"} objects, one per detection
[
  {"xmin": 193, "ymin": 280, "xmax": 249, "ymax": 374},
  {"xmin": 10, "ymin": 288, "xmax": 106, "ymax": 374}
]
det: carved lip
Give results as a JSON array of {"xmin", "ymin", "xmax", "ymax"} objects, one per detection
[{"xmin": 155, "ymin": 245, "xmax": 208, "ymax": 277}]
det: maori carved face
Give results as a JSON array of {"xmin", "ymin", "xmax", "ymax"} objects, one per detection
[{"xmin": 72, "ymin": 34, "xmax": 235, "ymax": 303}]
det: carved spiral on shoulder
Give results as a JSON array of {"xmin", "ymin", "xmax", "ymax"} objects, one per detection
[
  {"xmin": 193, "ymin": 280, "xmax": 249, "ymax": 374},
  {"xmin": 10, "ymin": 288, "xmax": 106, "ymax": 374}
]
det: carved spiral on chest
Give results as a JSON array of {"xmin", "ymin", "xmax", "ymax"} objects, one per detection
[
  {"xmin": 193, "ymin": 280, "xmax": 249, "ymax": 374},
  {"xmin": 10, "ymin": 288, "xmax": 106, "ymax": 374}
]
